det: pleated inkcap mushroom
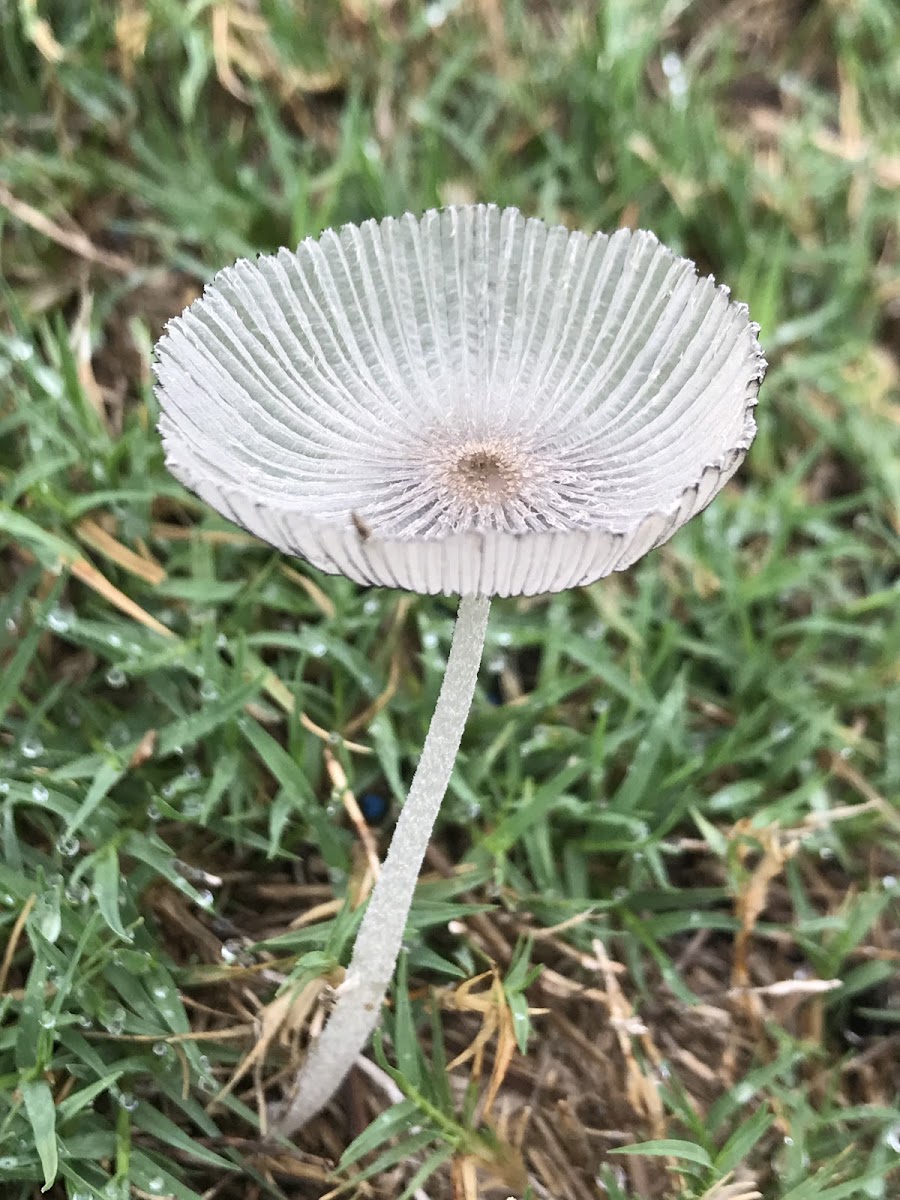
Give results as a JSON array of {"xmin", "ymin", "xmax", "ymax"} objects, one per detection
[
  {"xmin": 153, "ymin": 205, "xmax": 765, "ymax": 1134},
  {"xmin": 155, "ymin": 205, "xmax": 765, "ymax": 597}
]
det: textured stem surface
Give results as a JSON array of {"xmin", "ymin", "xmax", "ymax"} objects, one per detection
[{"xmin": 277, "ymin": 593, "xmax": 491, "ymax": 1134}]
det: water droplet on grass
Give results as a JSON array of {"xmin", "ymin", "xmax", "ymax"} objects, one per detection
[
  {"xmin": 46, "ymin": 608, "xmax": 72, "ymax": 633},
  {"xmin": 105, "ymin": 1006, "xmax": 126, "ymax": 1035},
  {"xmin": 32, "ymin": 783, "xmax": 49, "ymax": 803},
  {"xmin": 20, "ymin": 736, "xmax": 43, "ymax": 759},
  {"xmin": 220, "ymin": 940, "xmax": 241, "ymax": 963},
  {"xmin": 56, "ymin": 832, "xmax": 79, "ymax": 857},
  {"xmin": 106, "ymin": 667, "xmax": 127, "ymax": 688}
]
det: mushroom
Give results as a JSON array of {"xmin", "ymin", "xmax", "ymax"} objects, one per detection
[{"xmin": 153, "ymin": 204, "xmax": 766, "ymax": 1132}]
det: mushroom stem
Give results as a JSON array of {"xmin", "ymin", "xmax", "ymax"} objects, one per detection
[{"xmin": 277, "ymin": 592, "xmax": 492, "ymax": 1134}]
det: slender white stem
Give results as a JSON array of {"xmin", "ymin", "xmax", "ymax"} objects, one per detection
[{"xmin": 277, "ymin": 593, "xmax": 491, "ymax": 1134}]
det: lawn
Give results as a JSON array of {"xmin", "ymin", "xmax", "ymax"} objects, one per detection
[{"xmin": 1, "ymin": 1, "xmax": 898, "ymax": 1198}]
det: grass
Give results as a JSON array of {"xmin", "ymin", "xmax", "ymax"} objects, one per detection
[{"xmin": 1, "ymin": 0, "xmax": 898, "ymax": 1197}]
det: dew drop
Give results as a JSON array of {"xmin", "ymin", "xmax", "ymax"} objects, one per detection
[
  {"xmin": 105, "ymin": 1006, "xmax": 126, "ymax": 1035},
  {"xmin": 199, "ymin": 681, "xmax": 219, "ymax": 701},
  {"xmin": 309, "ymin": 642, "xmax": 327, "ymax": 658},
  {"xmin": 118, "ymin": 1090, "xmax": 138, "ymax": 1112},
  {"xmin": 32, "ymin": 783, "xmax": 49, "ymax": 803},
  {"xmin": 107, "ymin": 633, "xmax": 123, "ymax": 648},
  {"xmin": 38, "ymin": 1011, "xmax": 56, "ymax": 1029},
  {"xmin": 181, "ymin": 795, "xmax": 201, "ymax": 818},
  {"xmin": 20, "ymin": 736, "xmax": 44, "ymax": 760},
  {"xmin": 56, "ymin": 832, "xmax": 80, "ymax": 857},
  {"xmin": 220, "ymin": 939, "xmax": 241, "ymax": 964},
  {"xmin": 46, "ymin": 607, "xmax": 72, "ymax": 633},
  {"xmin": 195, "ymin": 889, "xmax": 214, "ymax": 910},
  {"xmin": 106, "ymin": 667, "xmax": 127, "ymax": 688},
  {"xmin": 421, "ymin": 630, "xmax": 439, "ymax": 650},
  {"xmin": 65, "ymin": 881, "xmax": 90, "ymax": 904},
  {"xmin": 146, "ymin": 1177, "xmax": 165, "ymax": 1194},
  {"xmin": 152, "ymin": 1041, "xmax": 170, "ymax": 1057},
  {"xmin": 362, "ymin": 597, "xmax": 380, "ymax": 616}
]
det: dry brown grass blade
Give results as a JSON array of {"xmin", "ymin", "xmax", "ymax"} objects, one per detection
[
  {"xmin": 114, "ymin": 0, "xmax": 151, "ymax": 79},
  {"xmin": 701, "ymin": 1177, "xmax": 763, "ymax": 1200},
  {"xmin": 0, "ymin": 182, "xmax": 132, "ymax": 273},
  {"xmin": 731, "ymin": 824, "xmax": 797, "ymax": 995},
  {"xmin": 211, "ymin": 1, "xmax": 250, "ymax": 100},
  {"xmin": 68, "ymin": 554, "xmax": 173, "ymax": 636},
  {"xmin": 279, "ymin": 563, "xmax": 336, "ymax": 618},
  {"xmin": 591, "ymin": 938, "xmax": 667, "ymax": 1138},
  {"xmin": 20, "ymin": 0, "xmax": 65, "ymax": 62},
  {"xmin": 148, "ymin": 522, "xmax": 371, "ymax": 752},
  {"xmin": 75, "ymin": 517, "xmax": 167, "ymax": 585},
  {"xmin": 342, "ymin": 646, "xmax": 401, "ymax": 737},
  {"xmin": 209, "ymin": 978, "xmax": 326, "ymax": 1111},
  {"xmin": 128, "ymin": 729, "xmax": 158, "ymax": 767},
  {"xmin": 481, "ymin": 981, "xmax": 518, "ymax": 1118},
  {"xmin": 69, "ymin": 291, "xmax": 107, "ymax": 425},
  {"xmin": 324, "ymin": 747, "xmax": 381, "ymax": 893},
  {"xmin": 0, "ymin": 894, "xmax": 36, "ymax": 994},
  {"xmin": 150, "ymin": 522, "xmax": 258, "ymax": 547}
]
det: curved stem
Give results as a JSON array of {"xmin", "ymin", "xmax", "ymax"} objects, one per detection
[{"xmin": 277, "ymin": 593, "xmax": 491, "ymax": 1134}]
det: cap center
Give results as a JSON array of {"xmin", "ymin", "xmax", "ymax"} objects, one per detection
[{"xmin": 442, "ymin": 442, "xmax": 526, "ymax": 505}]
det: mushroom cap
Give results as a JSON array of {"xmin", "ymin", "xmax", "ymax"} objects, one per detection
[{"xmin": 155, "ymin": 205, "xmax": 765, "ymax": 596}]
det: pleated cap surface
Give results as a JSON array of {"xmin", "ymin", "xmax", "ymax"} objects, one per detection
[{"xmin": 155, "ymin": 205, "xmax": 765, "ymax": 596}]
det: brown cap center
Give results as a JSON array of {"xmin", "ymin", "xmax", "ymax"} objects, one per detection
[{"xmin": 442, "ymin": 442, "xmax": 526, "ymax": 504}]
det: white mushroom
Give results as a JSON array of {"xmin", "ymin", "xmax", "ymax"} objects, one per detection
[{"xmin": 154, "ymin": 204, "xmax": 766, "ymax": 1133}]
